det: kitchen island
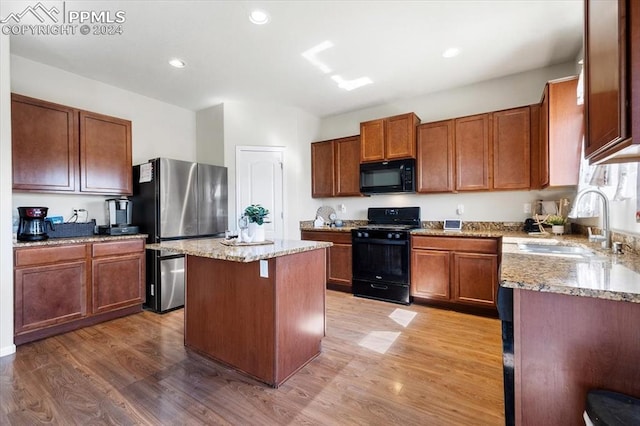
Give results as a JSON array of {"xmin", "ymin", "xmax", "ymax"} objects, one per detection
[
  {"xmin": 146, "ymin": 238, "xmax": 331, "ymax": 387},
  {"xmin": 500, "ymin": 237, "xmax": 640, "ymax": 425}
]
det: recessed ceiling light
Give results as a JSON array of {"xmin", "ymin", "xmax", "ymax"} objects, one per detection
[
  {"xmin": 249, "ymin": 9, "xmax": 269, "ymax": 25},
  {"xmin": 442, "ymin": 47, "xmax": 460, "ymax": 58},
  {"xmin": 169, "ymin": 58, "xmax": 186, "ymax": 68}
]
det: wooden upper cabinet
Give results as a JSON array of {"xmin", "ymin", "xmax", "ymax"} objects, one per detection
[
  {"xmin": 80, "ymin": 111, "xmax": 133, "ymax": 195},
  {"xmin": 11, "ymin": 94, "xmax": 133, "ymax": 195},
  {"xmin": 416, "ymin": 120, "xmax": 455, "ymax": 193},
  {"xmin": 11, "ymin": 94, "xmax": 78, "ymax": 192},
  {"xmin": 334, "ymin": 136, "xmax": 361, "ymax": 196},
  {"xmin": 360, "ymin": 112, "xmax": 420, "ymax": 162},
  {"xmin": 311, "ymin": 140, "xmax": 335, "ymax": 198},
  {"xmin": 311, "ymin": 135, "xmax": 360, "ymax": 198},
  {"xmin": 360, "ymin": 118, "xmax": 385, "ymax": 162},
  {"xmin": 536, "ymin": 77, "xmax": 583, "ymax": 188},
  {"xmin": 584, "ymin": 0, "xmax": 640, "ymax": 163},
  {"xmin": 492, "ymin": 106, "xmax": 530, "ymax": 190},
  {"xmin": 455, "ymin": 113, "xmax": 491, "ymax": 191}
]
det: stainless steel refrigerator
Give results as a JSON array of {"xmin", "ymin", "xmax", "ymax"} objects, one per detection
[{"xmin": 132, "ymin": 158, "xmax": 228, "ymax": 313}]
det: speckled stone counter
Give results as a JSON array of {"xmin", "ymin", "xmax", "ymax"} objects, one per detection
[
  {"xmin": 500, "ymin": 236, "xmax": 640, "ymax": 303},
  {"xmin": 147, "ymin": 237, "xmax": 332, "ymax": 263},
  {"xmin": 13, "ymin": 233, "xmax": 147, "ymax": 248}
]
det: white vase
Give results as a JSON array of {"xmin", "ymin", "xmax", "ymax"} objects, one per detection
[
  {"xmin": 552, "ymin": 225, "xmax": 565, "ymax": 235},
  {"xmin": 248, "ymin": 222, "xmax": 265, "ymax": 242}
]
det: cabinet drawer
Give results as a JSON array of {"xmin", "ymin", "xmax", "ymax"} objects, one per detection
[
  {"xmin": 15, "ymin": 244, "xmax": 88, "ymax": 267},
  {"xmin": 411, "ymin": 236, "xmax": 498, "ymax": 254},
  {"xmin": 301, "ymin": 230, "xmax": 352, "ymax": 244},
  {"xmin": 92, "ymin": 239, "xmax": 144, "ymax": 257}
]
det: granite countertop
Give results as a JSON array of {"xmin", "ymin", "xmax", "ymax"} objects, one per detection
[
  {"xmin": 500, "ymin": 236, "xmax": 640, "ymax": 304},
  {"xmin": 13, "ymin": 233, "xmax": 148, "ymax": 248},
  {"xmin": 301, "ymin": 222, "xmax": 640, "ymax": 304},
  {"xmin": 147, "ymin": 237, "xmax": 332, "ymax": 263}
]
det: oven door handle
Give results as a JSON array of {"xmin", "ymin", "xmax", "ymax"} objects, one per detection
[
  {"xmin": 370, "ymin": 283, "xmax": 389, "ymax": 290},
  {"xmin": 352, "ymin": 238, "xmax": 408, "ymax": 246}
]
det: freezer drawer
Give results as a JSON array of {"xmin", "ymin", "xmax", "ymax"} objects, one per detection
[{"xmin": 145, "ymin": 250, "xmax": 185, "ymax": 313}]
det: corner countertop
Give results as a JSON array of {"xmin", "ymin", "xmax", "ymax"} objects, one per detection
[
  {"xmin": 13, "ymin": 233, "xmax": 148, "ymax": 248},
  {"xmin": 147, "ymin": 237, "xmax": 332, "ymax": 263},
  {"xmin": 301, "ymin": 223, "xmax": 640, "ymax": 304}
]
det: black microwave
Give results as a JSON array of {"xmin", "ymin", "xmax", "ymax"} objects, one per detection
[{"xmin": 360, "ymin": 158, "xmax": 415, "ymax": 195}]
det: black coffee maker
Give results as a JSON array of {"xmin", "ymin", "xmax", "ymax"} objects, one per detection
[{"xmin": 17, "ymin": 206, "xmax": 49, "ymax": 241}]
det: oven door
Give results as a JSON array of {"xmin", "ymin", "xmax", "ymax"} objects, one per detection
[{"xmin": 351, "ymin": 235, "xmax": 410, "ymax": 284}]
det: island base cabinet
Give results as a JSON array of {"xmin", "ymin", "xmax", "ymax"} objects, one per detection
[
  {"xmin": 514, "ymin": 289, "xmax": 640, "ymax": 424},
  {"xmin": 184, "ymin": 249, "xmax": 326, "ymax": 387}
]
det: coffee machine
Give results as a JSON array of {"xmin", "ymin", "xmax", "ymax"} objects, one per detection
[
  {"xmin": 17, "ymin": 206, "xmax": 49, "ymax": 241},
  {"xmin": 97, "ymin": 197, "xmax": 139, "ymax": 235}
]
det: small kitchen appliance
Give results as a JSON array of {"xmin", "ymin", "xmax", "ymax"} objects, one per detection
[
  {"xmin": 352, "ymin": 207, "xmax": 421, "ymax": 304},
  {"xmin": 97, "ymin": 197, "xmax": 139, "ymax": 235},
  {"xmin": 17, "ymin": 206, "xmax": 49, "ymax": 241}
]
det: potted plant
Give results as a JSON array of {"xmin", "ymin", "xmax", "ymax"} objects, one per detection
[
  {"xmin": 243, "ymin": 204, "xmax": 270, "ymax": 242},
  {"xmin": 546, "ymin": 215, "xmax": 567, "ymax": 235}
]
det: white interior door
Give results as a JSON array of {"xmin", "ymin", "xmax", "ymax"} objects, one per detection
[{"xmin": 236, "ymin": 146, "xmax": 284, "ymax": 240}]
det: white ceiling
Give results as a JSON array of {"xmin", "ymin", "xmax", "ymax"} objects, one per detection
[{"xmin": 4, "ymin": 0, "xmax": 583, "ymax": 118}]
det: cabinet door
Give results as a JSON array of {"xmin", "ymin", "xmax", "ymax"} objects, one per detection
[
  {"xmin": 360, "ymin": 118, "xmax": 385, "ymax": 162},
  {"xmin": 311, "ymin": 141, "xmax": 335, "ymax": 197},
  {"xmin": 80, "ymin": 110, "xmax": 133, "ymax": 195},
  {"xmin": 455, "ymin": 114, "xmax": 491, "ymax": 191},
  {"xmin": 584, "ymin": 0, "xmax": 628, "ymax": 158},
  {"xmin": 327, "ymin": 243, "xmax": 352, "ymax": 288},
  {"xmin": 492, "ymin": 107, "xmax": 530, "ymax": 190},
  {"xmin": 410, "ymin": 249, "xmax": 450, "ymax": 301},
  {"xmin": 548, "ymin": 78, "xmax": 583, "ymax": 186},
  {"xmin": 92, "ymin": 252, "xmax": 145, "ymax": 314},
  {"xmin": 416, "ymin": 120, "xmax": 455, "ymax": 193},
  {"xmin": 386, "ymin": 113, "xmax": 419, "ymax": 160},
  {"xmin": 14, "ymin": 260, "xmax": 88, "ymax": 333},
  {"xmin": 452, "ymin": 252, "xmax": 497, "ymax": 307},
  {"xmin": 334, "ymin": 136, "xmax": 361, "ymax": 196},
  {"xmin": 11, "ymin": 94, "xmax": 78, "ymax": 192}
]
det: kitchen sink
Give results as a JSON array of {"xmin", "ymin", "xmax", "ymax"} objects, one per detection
[{"xmin": 517, "ymin": 243, "xmax": 599, "ymax": 259}]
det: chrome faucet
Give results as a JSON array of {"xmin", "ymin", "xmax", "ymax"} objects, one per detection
[{"xmin": 572, "ymin": 188, "xmax": 610, "ymax": 249}]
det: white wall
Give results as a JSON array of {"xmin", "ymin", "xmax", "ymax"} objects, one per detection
[
  {"xmin": 196, "ymin": 103, "xmax": 225, "ymax": 166},
  {"xmin": 0, "ymin": 32, "xmax": 16, "ymax": 356},
  {"xmin": 220, "ymin": 100, "xmax": 320, "ymax": 238},
  {"xmin": 10, "ymin": 55, "xmax": 197, "ymax": 225},
  {"xmin": 312, "ymin": 61, "xmax": 593, "ymax": 225}
]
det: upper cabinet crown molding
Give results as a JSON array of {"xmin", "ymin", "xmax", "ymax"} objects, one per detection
[
  {"xmin": 11, "ymin": 93, "xmax": 133, "ymax": 196},
  {"xmin": 584, "ymin": 0, "xmax": 640, "ymax": 164},
  {"xmin": 360, "ymin": 112, "xmax": 420, "ymax": 162}
]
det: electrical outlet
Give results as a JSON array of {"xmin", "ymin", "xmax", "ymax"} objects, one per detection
[
  {"xmin": 456, "ymin": 204, "xmax": 464, "ymax": 215},
  {"xmin": 339, "ymin": 204, "xmax": 346, "ymax": 213},
  {"xmin": 524, "ymin": 203, "xmax": 532, "ymax": 214}
]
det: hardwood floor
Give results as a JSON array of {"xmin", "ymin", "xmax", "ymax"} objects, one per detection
[{"xmin": 0, "ymin": 290, "xmax": 504, "ymax": 425}]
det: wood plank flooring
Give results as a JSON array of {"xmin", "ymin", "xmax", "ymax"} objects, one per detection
[{"xmin": 0, "ymin": 290, "xmax": 505, "ymax": 425}]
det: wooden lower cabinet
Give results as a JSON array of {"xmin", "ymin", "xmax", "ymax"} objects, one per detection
[
  {"xmin": 14, "ymin": 244, "xmax": 89, "ymax": 334},
  {"xmin": 14, "ymin": 238, "xmax": 145, "ymax": 345},
  {"xmin": 411, "ymin": 235, "xmax": 500, "ymax": 311},
  {"xmin": 92, "ymin": 240, "xmax": 145, "ymax": 314},
  {"xmin": 301, "ymin": 230, "xmax": 352, "ymax": 292}
]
